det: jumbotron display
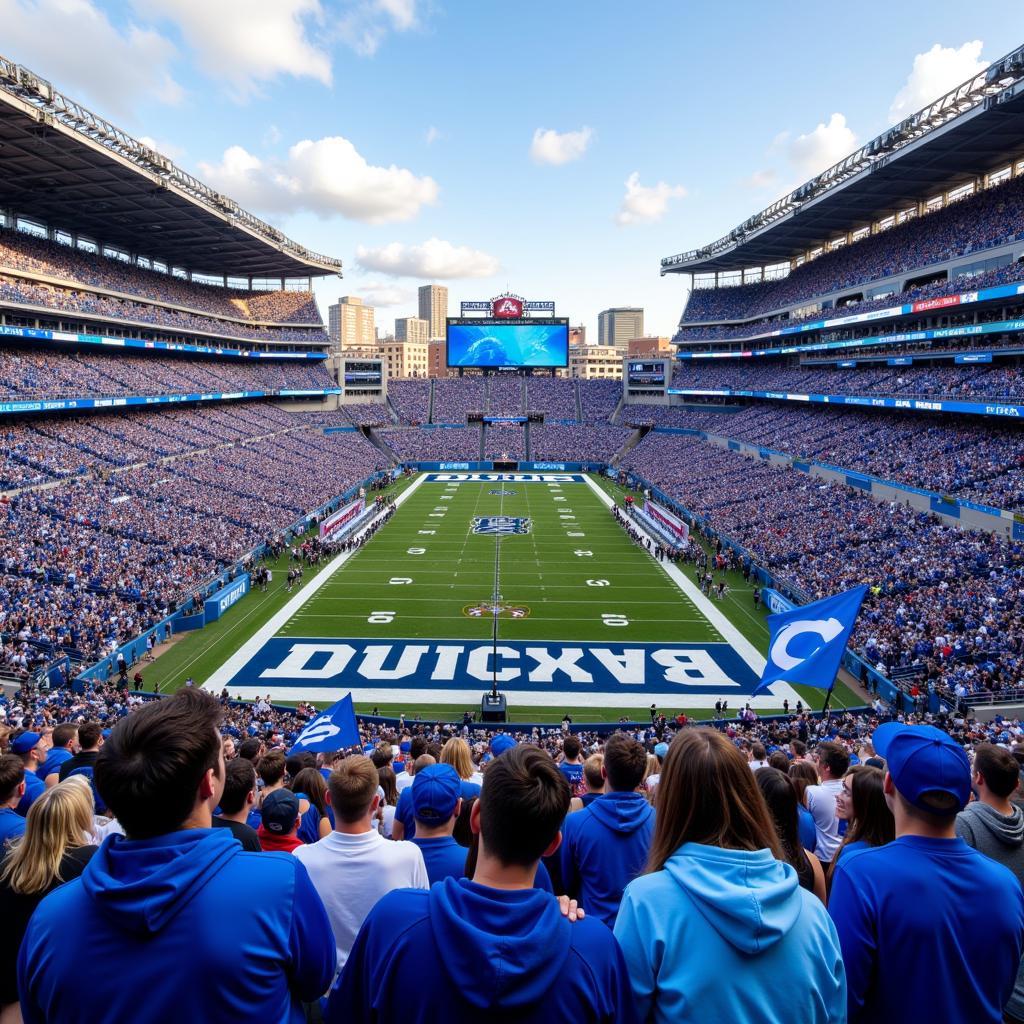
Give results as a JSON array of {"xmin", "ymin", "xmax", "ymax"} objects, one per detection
[{"xmin": 446, "ymin": 318, "xmax": 569, "ymax": 368}]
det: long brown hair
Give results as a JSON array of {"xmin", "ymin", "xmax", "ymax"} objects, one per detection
[
  {"xmin": 647, "ymin": 729, "xmax": 783, "ymax": 873},
  {"xmin": 828, "ymin": 766, "xmax": 893, "ymax": 881}
]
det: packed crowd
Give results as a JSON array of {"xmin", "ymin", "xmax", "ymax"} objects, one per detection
[
  {"xmin": 667, "ymin": 356, "xmax": 1024, "ymax": 401},
  {"xmin": 676, "ymin": 260, "xmax": 1024, "ymax": 341},
  {"xmin": 1, "ymin": 401, "xmax": 303, "ymax": 489},
  {"xmin": 486, "ymin": 377, "xmax": 524, "ymax": 416},
  {"xmin": 620, "ymin": 433, "xmax": 1024, "ymax": 701},
  {"xmin": 380, "ymin": 426, "xmax": 481, "ymax": 461},
  {"xmin": 430, "ymin": 378, "xmax": 486, "ymax": 423},
  {"xmin": 529, "ymin": 423, "xmax": 630, "ymax": 463},
  {"xmin": 0, "ymin": 687, "xmax": 1022, "ymax": 1023},
  {"xmin": 0, "ymin": 407, "xmax": 386, "ymax": 661},
  {"xmin": 525, "ymin": 377, "xmax": 578, "ymax": 420},
  {"xmin": 0, "ymin": 227, "xmax": 321, "ymax": 323},
  {"xmin": 680, "ymin": 173, "xmax": 1024, "ymax": 323},
  {"xmin": 0, "ymin": 347, "xmax": 335, "ymax": 402},
  {"xmin": 0, "ymin": 275, "xmax": 328, "ymax": 346},
  {"xmin": 625, "ymin": 403, "xmax": 1024, "ymax": 512},
  {"xmin": 386, "ymin": 379, "xmax": 431, "ymax": 424},
  {"xmin": 482, "ymin": 424, "xmax": 526, "ymax": 460}
]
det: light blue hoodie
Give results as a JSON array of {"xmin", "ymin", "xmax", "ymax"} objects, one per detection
[{"xmin": 614, "ymin": 843, "xmax": 846, "ymax": 1024}]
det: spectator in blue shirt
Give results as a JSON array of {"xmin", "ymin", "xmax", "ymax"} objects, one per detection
[
  {"xmin": 560, "ymin": 732, "xmax": 654, "ymax": 926},
  {"xmin": 327, "ymin": 744, "xmax": 635, "ymax": 1024},
  {"xmin": 17, "ymin": 688, "xmax": 336, "ymax": 1024},
  {"xmin": 558, "ymin": 735, "xmax": 585, "ymax": 794},
  {"xmin": 10, "ymin": 733, "xmax": 46, "ymax": 818},
  {"xmin": 409, "ymin": 763, "xmax": 466, "ymax": 884},
  {"xmin": 829, "ymin": 723, "xmax": 1024, "ymax": 1024},
  {"xmin": 37, "ymin": 725, "xmax": 78, "ymax": 788},
  {"xmin": 392, "ymin": 754, "xmax": 435, "ymax": 841},
  {"xmin": 0, "ymin": 755, "xmax": 27, "ymax": 848}
]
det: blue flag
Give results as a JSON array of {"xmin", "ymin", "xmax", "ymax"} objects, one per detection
[
  {"xmin": 289, "ymin": 694, "xmax": 360, "ymax": 754},
  {"xmin": 753, "ymin": 585, "xmax": 868, "ymax": 697}
]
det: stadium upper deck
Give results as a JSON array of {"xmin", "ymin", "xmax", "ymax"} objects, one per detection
[
  {"xmin": 0, "ymin": 54, "xmax": 339, "ymax": 352},
  {"xmin": 666, "ymin": 44, "xmax": 1024, "ymax": 338}
]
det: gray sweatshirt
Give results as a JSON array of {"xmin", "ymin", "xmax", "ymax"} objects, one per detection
[{"xmin": 956, "ymin": 801, "xmax": 1024, "ymax": 1018}]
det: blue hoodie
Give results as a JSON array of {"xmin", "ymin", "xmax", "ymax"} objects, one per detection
[
  {"xmin": 560, "ymin": 791, "xmax": 654, "ymax": 927},
  {"xmin": 18, "ymin": 828, "xmax": 336, "ymax": 1024},
  {"xmin": 326, "ymin": 877, "xmax": 636, "ymax": 1023},
  {"xmin": 614, "ymin": 843, "xmax": 845, "ymax": 1024},
  {"xmin": 829, "ymin": 835, "xmax": 1024, "ymax": 1024}
]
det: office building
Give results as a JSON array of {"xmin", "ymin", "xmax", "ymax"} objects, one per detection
[
  {"xmin": 418, "ymin": 284, "xmax": 449, "ymax": 340},
  {"xmin": 327, "ymin": 296, "xmax": 375, "ymax": 352},
  {"xmin": 598, "ymin": 307, "xmax": 644, "ymax": 349},
  {"xmin": 396, "ymin": 316, "xmax": 429, "ymax": 346}
]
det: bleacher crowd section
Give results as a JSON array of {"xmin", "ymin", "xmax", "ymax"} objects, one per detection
[
  {"xmin": 0, "ymin": 227, "xmax": 328, "ymax": 346},
  {"xmin": 679, "ymin": 173, "xmax": 1024, "ymax": 329}
]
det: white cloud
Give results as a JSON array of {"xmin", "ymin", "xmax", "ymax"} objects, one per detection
[
  {"xmin": 425, "ymin": 125, "xmax": 441, "ymax": 145},
  {"xmin": 889, "ymin": 40, "xmax": 987, "ymax": 123},
  {"xmin": 741, "ymin": 168, "xmax": 777, "ymax": 190},
  {"xmin": 615, "ymin": 172, "xmax": 687, "ymax": 226},
  {"xmin": 0, "ymin": 0, "xmax": 182, "ymax": 119},
  {"xmin": 356, "ymin": 238, "xmax": 499, "ymax": 279},
  {"xmin": 263, "ymin": 125, "xmax": 282, "ymax": 147},
  {"xmin": 135, "ymin": 0, "xmax": 331, "ymax": 98},
  {"xmin": 337, "ymin": 0, "xmax": 419, "ymax": 56},
  {"xmin": 355, "ymin": 281, "xmax": 416, "ymax": 307},
  {"xmin": 785, "ymin": 113, "xmax": 858, "ymax": 178},
  {"xmin": 530, "ymin": 126, "xmax": 593, "ymax": 166},
  {"xmin": 199, "ymin": 136, "xmax": 439, "ymax": 224}
]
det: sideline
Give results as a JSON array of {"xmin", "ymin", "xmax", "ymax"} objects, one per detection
[
  {"xmin": 582, "ymin": 473, "xmax": 801, "ymax": 708},
  {"xmin": 202, "ymin": 473, "xmax": 426, "ymax": 693}
]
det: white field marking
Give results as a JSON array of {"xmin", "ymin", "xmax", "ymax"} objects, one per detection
[
  {"xmin": 224, "ymin": 685, "xmax": 793, "ymax": 710},
  {"xmin": 554, "ymin": 497, "xmax": 566, "ymax": 501},
  {"xmin": 202, "ymin": 473, "xmax": 427, "ymax": 692},
  {"xmin": 581, "ymin": 473, "xmax": 800, "ymax": 705}
]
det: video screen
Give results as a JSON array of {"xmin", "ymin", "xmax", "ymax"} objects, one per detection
[
  {"xmin": 344, "ymin": 362, "xmax": 382, "ymax": 387},
  {"xmin": 627, "ymin": 361, "xmax": 665, "ymax": 386},
  {"xmin": 446, "ymin": 319, "xmax": 569, "ymax": 368}
]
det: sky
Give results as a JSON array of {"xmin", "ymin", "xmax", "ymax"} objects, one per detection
[{"xmin": 2, "ymin": 0, "xmax": 1022, "ymax": 339}]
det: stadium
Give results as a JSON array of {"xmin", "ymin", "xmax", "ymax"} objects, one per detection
[{"xmin": 2, "ymin": 15, "xmax": 1024, "ymax": 1024}]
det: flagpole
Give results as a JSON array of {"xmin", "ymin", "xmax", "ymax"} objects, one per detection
[{"xmin": 822, "ymin": 682, "xmax": 834, "ymax": 716}]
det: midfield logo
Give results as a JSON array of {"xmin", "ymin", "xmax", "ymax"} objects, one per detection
[{"xmin": 472, "ymin": 515, "xmax": 531, "ymax": 535}]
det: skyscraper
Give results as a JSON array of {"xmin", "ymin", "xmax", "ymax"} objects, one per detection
[
  {"xmin": 418, "ymin": 284, "xmax": 449, "ymax": 340},
  {"xmin": 598, "ymin": 307, "xmax": 644, "ymax": 349},
  {"xmin": 327, "ymin": 296, "xmax": 376, "ymax": 352}
]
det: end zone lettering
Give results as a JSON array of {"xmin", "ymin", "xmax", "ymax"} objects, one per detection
[
  {"xmin": 235, "ymin": 637, "xmax": 762, "ymax": 696},
  {"xmin": 426, "ymin": 473, "xmax": 583, "ymax": 483}
]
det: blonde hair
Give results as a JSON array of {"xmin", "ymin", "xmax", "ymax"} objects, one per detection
[
  {"xmin": 440, "ymin": 737, "xmax": 475, "ymax": 781},
  {"xmin": 0, "ymin": 779, "xmax": 94, "ymax": 895}
]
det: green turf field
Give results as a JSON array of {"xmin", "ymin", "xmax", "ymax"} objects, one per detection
[{"xmin": 164, "ymin": 471, "xmax": 862, "ymax": 723}]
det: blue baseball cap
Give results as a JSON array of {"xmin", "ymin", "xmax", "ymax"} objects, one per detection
[
  {"xmin": 261, "ymin": 789, "xmax": 300, "ymax": 834},
  {"xmin": 11, "ymin": 731, "xmax": 42, "ymax": 755},
  {"xmin": 654, "ymin": 742, "xmax": 669, "ymax": 760},
  {"xmin": 411, "ymin": 764, "xmax": 461, "ymax": 825},
  {"xmin": 872, "ymin": 723, "xmax": 971, "ymax": 814},
  {"xmin": 490, "ymin": 735, "xmax": 516, "ymax": 757}
]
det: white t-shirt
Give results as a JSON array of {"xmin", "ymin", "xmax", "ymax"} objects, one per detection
[
  {"xmin": 806, "ymin": 779, "xmax": 844, "ymax": 862},
  {"xmin": 294, "ymin": 829, "xmax": 428, "ymax": 976}
]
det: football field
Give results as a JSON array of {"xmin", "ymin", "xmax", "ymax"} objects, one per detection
[{"xmin": 202, "ymin": 472, "xmax": 808, "ymax": 718}]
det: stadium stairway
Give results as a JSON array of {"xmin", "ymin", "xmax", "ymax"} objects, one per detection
[
  {"xmin": 574, "ymin": 381, "xmax": 583, "ymax": 422},
  {"xmin": 383, "ymin": 395, "xmax": 400, "ymax": 424},
  {"xmin": 609, "ymin": 395, "xmax": 625, "ymax": 424},
  {"xmin": 478, "ymin": 422, "xmax": 486, "ymax": 460},
  {"xmin": 363, "ymin": 428, "xmax": 398, "ymax": 463},
  {"xmin": 427, "ymin": 380, "xmax": 435, "ymax": 423},
  {"xmin": 524, "ymin": 420, "xmax": 532, "ymax": 459}
]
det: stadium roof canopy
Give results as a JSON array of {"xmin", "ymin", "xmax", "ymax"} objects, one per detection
[
  {"xmin": 0, "ymin": 55, "xmax": 342, "ymax": 281},
  {"xmin": 662, "ymin": 44, "xmax": 1024, "ymax": 276}
]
